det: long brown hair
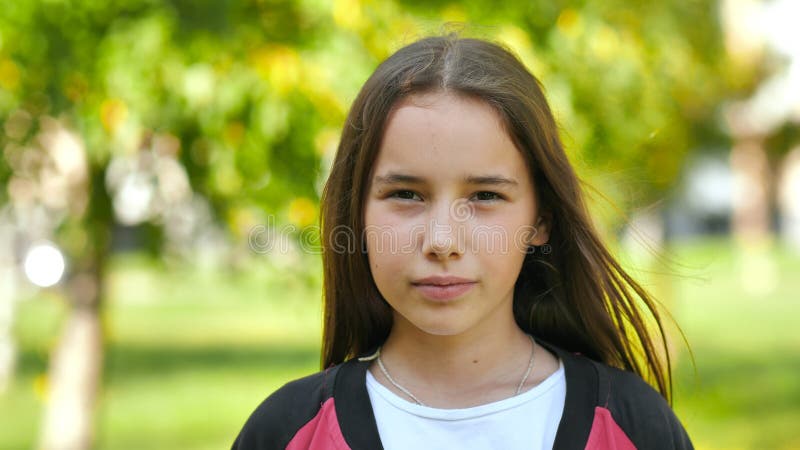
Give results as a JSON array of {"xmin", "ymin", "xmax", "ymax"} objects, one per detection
[{"xmin": 320, "ymin": 35, "xmax": 675, "ymax": 401}]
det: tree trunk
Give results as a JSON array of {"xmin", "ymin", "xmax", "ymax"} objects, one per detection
[
  {"xmin": 0, "ymin": 264, "xmax": 18, "ymax": 393},
  {"xmin": 38, "ymin": 268, "xmax": 104, "ymax": 450},
  {"xmin": 730, "ymin": 139, "xmax": 772, "ymax": 243},
  {"xmin": 38, "ymin": 162, "xmax": 111, "ymax": 450},
  {"xmin": 730, "ymin": 138, "xmax": 778, "ymax": 296}
]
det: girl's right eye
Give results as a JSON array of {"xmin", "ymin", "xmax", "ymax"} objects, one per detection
[{"xmin": 387, "ymin": 190, "xmax": 422, "ymax": 201}]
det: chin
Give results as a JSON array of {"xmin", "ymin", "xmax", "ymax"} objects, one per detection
[
  {"xmin": 418, "ymin": 327, "xmax": 459, "ymax": 336},
  {"xmin": 409, "ymin": 320, "xmax": 471, "ymax": 337},
  {"xmin": 393, "ymin": 307, "xmax": 475, "ymax": 337}
]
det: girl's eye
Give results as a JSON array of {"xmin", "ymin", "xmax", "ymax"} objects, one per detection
[
  {"xmin": 472, "ymin": 191, "xmax": 503, "ymax": 201},
  {"xmin": 388, "ymin": 190, "xmax": 422, "ymax": 201}
]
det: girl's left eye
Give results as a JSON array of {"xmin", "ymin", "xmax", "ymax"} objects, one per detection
[
  {"xmin": 387, "ymin": 190, "xmax": 422, "ymax": 201},
  {"xmin": 472, "ymin": 191, "xmax": 503, "ymax": 201}
]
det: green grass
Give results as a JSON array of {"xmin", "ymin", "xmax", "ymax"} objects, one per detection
[
  {"xmin": 3, "ymin": 253, "xmax": 323, "ymax": 450},
  {"xmin": 1, "ymin": 240, "xmax": 799, "ymax": 449},
  {"xmin": 666, "ymin": 239, "xmax": 800, "ymax": 450}
]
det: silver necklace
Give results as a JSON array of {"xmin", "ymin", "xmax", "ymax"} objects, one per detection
[{"xmin": 374, "ymin": 334, "xmax": 536, "ymax": 407}]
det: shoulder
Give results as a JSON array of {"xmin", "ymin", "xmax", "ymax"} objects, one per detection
[
  {"xmin": 593, "ymin": 362, "xmax": 693, "ymax": 450},
  {"xmin": 231, "ymin": 365, "xmax": 341, "ymax": 450},
  {"xmin": 542, "ymin": 344, "xmax": 693, "ymax": 450}
]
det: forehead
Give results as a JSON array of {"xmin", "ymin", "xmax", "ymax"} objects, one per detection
[{"xmin": 373, "ymin": 93, "xmax": 531, "ymax": 185}]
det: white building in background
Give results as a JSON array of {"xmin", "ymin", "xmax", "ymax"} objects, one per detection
[
  {"xmin": 723, "ymin": 0, "xmax": 800, "ymax": 251},
  {"xmin": 779, "ymin": 148, "xmax": 800, "ymax": 251}
]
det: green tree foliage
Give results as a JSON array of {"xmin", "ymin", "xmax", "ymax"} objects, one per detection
[
  {"xmin": 1, "ymin": 0, "xmax": 748, "ymax": 236},
  {"xmin": 1, "ymin": 1, "xmax": 348, "ymax": 235}
]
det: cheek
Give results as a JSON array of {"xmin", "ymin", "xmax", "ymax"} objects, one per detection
[
  {"xmin": 470, "ymin": 217, "xmax": 533, "ymax": 257},
  {"xmin": 477, "ymin": 229, "xmax": 528, "ymax": 287},
  {"xmin": 365, "ymin": 204, "xmax": 419, "ymax": 253},
  {"xmin": 364, "ymin": 204, "xmax": 416, "ymax": 279}
]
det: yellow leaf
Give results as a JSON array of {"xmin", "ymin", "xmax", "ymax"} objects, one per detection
[
  {"xmin": 250, "ymin": 45, "xmax": 301, "ymax": 95},
  {"xmin": 441, "ymin": 5, "xmax": 467, "ymax": 23},
  {"xmin": 288, "ymin": 197, "xmax": 317, "ymax": 227},
  {"xmin": 333, "ymin": 0, "xmax": 364, "ymax": 31},
  {"xmin": 100, "ymin": 99, "xmax": 128, "ymax": 134},
  {"xmin": 0, "ymin": 58, "xmax": 20, "ymax": 91},
  {"xmin": 557, "ymin": 8, "xmax": 583, "ymax": 39},
  {"xmin": 33, "ymin": 373, "xmax": 48, "ymax": 402}
]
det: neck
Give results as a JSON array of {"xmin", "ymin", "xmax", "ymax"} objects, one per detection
[{"xmin": 375, "ymin": 314, "xmax": 534, "ymax": 403}]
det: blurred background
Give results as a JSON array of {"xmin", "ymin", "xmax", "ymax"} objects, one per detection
[{"xmin": 0, "ymin": 0, "xmax": 798, "ymax": 449}]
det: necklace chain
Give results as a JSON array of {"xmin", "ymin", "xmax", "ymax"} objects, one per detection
[{"xmin": 375, "ymin": 334, "xmax": 536, "ymax": 407}]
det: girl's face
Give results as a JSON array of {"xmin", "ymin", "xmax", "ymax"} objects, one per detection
[{"xmin": 364, "ymin": 92, "xmax": 549, "ymax": 338}]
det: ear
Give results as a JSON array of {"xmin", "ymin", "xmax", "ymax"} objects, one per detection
[{"xmin": 528, "ymin": 213, "xmax": 551, "ymax": 246}]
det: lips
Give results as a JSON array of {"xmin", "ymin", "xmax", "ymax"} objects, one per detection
[
  {"xmin": 411, "ymin": 275, "xmax": 476, "ymax": 286},
  {"xmin": 411, "ymin": 275, "xmax": 477, "ymax": 301}
]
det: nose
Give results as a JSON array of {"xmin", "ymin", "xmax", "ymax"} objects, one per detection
[{"xmin": 422, "ymin": 199, "xmax": 465, "ymax": 260}]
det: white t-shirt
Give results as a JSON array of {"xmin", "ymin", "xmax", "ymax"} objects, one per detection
[{"xmin": 365, "ymin": 360, "xmax": 566, "ymax": 450}]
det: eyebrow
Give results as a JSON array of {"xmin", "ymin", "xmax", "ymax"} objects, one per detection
[{"xmin": 373, "ymin": 172, "xmax": 519, "ymax": 187}]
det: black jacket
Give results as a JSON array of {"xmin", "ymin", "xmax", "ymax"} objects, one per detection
[{"xmin": 233, "ymin": 339, "xmax": 693, "ymax": 449}]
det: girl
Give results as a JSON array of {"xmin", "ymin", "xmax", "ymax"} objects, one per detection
[{"xmin": 233, "ymin": 35, "xmax": 693, "ymax": 449}]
